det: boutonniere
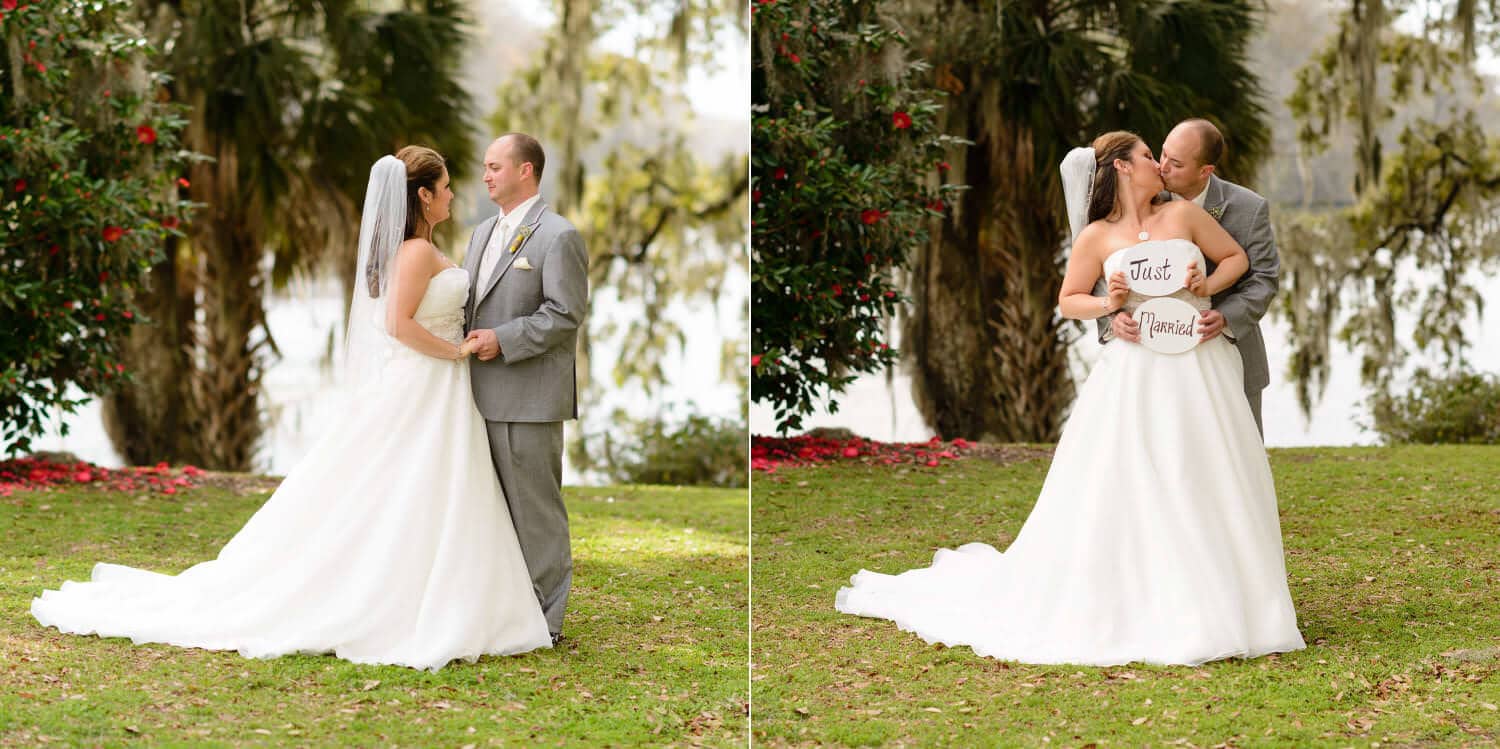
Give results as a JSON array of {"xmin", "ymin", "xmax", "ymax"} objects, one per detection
[
  {"xmin": 514, "ymin": 257, "xmax": 534, "ymax": 271},
  {"xmin": 1207, "ymin": 205, "xmax": 1225, "ymax": 221},
  {"xmin": 509, "ymin": 225, "xmax": 533, "ymax": 254}
]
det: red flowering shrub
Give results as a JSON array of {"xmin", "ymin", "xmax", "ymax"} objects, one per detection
[
  {"xmin": 751, "ymin": 0, "xmax": 965, "ymax": 432},
  {"xmin": 751, "ymin": 434, "xmax": 972, "ymax": 473},
  {"xmin": 0, "ymin": 456, "xmax": 204, "ymax": 498},
  {"xmin": 0, "ymin": 0, "xmax": 193, "ymax": 456}
]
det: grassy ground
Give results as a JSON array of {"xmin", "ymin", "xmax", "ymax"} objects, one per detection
[
  {"xmin": 752, "ymin": 445, "xmax": 1500, "ymax": 747},
  {"xmin": 1, "ymin": 478, "xmax": 747, "ymax": 747}
]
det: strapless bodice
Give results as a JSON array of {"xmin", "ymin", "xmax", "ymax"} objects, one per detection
[
  {"xmin": 1103, "ymin": 239, "xmax": 1210, "ymax": 314},
  {"xmin": 367, "ymin": 267, "xmax": 469, "ymax": 352}
]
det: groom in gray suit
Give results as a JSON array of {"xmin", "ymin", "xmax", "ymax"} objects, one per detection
[
  {"xmin": 462, "ymin": 133, "xmax": 589, "ymax": 641},
  {"xmin": 1102, "ymin": 118, "xmax": 1280, "ymax": 436}
]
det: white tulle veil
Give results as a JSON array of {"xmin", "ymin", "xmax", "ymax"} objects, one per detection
[
  {"xmin": 342, "ymin": 155, "xmax": 408, "ymax": 388},
  {"xmin": 1059, "ymin": 146, "xmax": 1097, "ymax": 246}
]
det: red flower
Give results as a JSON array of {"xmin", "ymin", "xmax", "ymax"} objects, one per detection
[
  {"xmin": 773, "ymin": 167, "xmax": 787, "ymax": 180},
  {"xmin": 123, "ymin": 311, "xmax": 133, "ymax": 319},
  {"xmin": 62, "ymin": 301, "xmax": 74, "ymax": 310},
  {"xmin": 13, "ymin": 179, "xmax": 24, "ymax": 192},
  {"xmin": 752, "ymin": 190, "xmax": 762, "ymax": 203},
  {"xmin": 860, "ymin": 209, "xmax": 885, "ymax": 225},
  {"xmin": 892, "ymin": 112, "xmax": 913, "ymax": 129},
  {"xmin": 74, "ymin": 471, "xmax": 91, "ymax": 482},
  {"xmin": 163, "ymin": 487, "xmax": 177, "ymax": 495},
  {"xmin": 938, "ymin": 161, "xmax": 951, "ymax": 171},
  {"xmin": 884, "ymin": 291, "xmax": 896, "ymax": 298},
  {"xmin": 115, "ymin": 363, "xmax": 125, "ymax": 373},
  {"xmin": 136, "ymin": 124, "xmax": 157, "ymax": 145},
  {"xmin": 33, "ymin": 62, "xmax": 45, "ymax": 73},
  {"xmin": 177, "ymin": 177, "xmax": 190, "ymax": 188},
  {"xmin": 94, "ymin": 313, "xmax": 106, "ymax": 321},
  {"xmin": 99, "ymin": 272, "xmax": 109, "ymax": 282},
  {"xmin": 752, "ymin": 354, "xmax": 763, "ymax": 368},
  {"xmin": 842, "ymin": 447, "xmax": 859, "ymax": 458},
  {"xmin": 928, "ymin": 200, "xmax": 945, "ymax": 212},
  {"xmin": 1, "ymin": 1, "xmax": 15, "ymax": 12},
  {"xmin": 102, "ymin": 226, "xmax": 124, "ymax": 242},
  {"xmin": 788, "ymin": 53, "xmax": 801, "ymax": 64},
  {"xmin": 831, "ymin": 283, "xmax": 843, "ymax": 297},
  {"xmin": 162, "ymin": 216, "xmax": 181, "ymax": 230}
]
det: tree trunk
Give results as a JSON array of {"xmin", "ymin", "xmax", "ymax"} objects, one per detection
[
  {"xmin": 100, "ymin": 235, "xmax": 198, "ymax": 464},
  {"xmin": 905, "ymin": 110, "xmax": 1076, "ymax": 442}
]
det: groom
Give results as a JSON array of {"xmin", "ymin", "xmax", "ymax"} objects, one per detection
[
  {"xmin": 463, "ymin": 133, "xmax": 590, "ymax": 643},
  {"xmin": 1101, "ymin": 118, "xmax": 1281, "ymax": 437}
]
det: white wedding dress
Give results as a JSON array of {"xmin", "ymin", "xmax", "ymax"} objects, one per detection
[
  {"xmin": 32, "ymin": 267, "xmax": 552, "ymax": 670},
  {"xmin": 836, "ymin": 240, "xmax": 1305, "ymax": 667}
]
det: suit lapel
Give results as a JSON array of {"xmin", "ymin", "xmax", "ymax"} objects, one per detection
[
  {"xmin": 1204, "ymin": 174, "xmax": 1227, "ymax": 222},
  {"xmin": 466, "ymin": 216, "xmax": 500, "ymax": 318},
  {"xmin": 475, "ymin": 199, "xmax": 549, "ymax": 309}
]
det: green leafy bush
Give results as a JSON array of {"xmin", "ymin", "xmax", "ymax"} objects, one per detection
[
  {"xmin": 1370, "ymin": 369, "xmax": 1500, "ymax": 445},
  {"xmin": 0, "ymin": 0, "xmax": 192, "ymax": 455},
  {"xmin": 573, "ymin": 409, "xmax": 747, "ymax": 488}
]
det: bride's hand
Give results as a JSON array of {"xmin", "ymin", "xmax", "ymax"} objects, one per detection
[
  {"xmin": 1184, "ymin": 261, "xmax": 1209, "ymax": 297},
  {"xmin": 1106, "ymin": 271, "xmax": 1129, "ymax": 312},
  {"xmin": 456, "ymin": 340, "xmax": 477, "ymax": 359}
]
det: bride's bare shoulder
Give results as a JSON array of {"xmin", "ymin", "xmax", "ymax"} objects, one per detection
[{"xmin": 1072, "ymin": 222, "xmax": 1110, "ymax": 259}]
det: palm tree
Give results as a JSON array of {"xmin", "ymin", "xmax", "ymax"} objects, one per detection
[
  {"xmin": 894, "ymin": 0, "xmax": 1270, "ymax": 441},
  {"xmin": 103, "ymin": 0, "xmax": 474, "ymax": 470}
]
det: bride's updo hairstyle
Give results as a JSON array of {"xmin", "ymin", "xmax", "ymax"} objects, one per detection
[
  {"xmin": 397, "ymin": 145, "xmax": 446, "ymax": 241},
  {"xmin": 1086, "ymin": 131, "xmax": 1144, "ymax": 225}
]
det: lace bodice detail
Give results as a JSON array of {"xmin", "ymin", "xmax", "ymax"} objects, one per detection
[
  {"xmin": 410, "ymin": 267, "xmax": 468, "ymax": 344},
  {"xmin": 1104, "ymin": 239, "xmax": 1211, "ymax": 315}
]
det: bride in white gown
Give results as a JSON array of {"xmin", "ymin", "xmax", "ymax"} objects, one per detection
[
  {"xmin": 836, "ymin": 131, "xmax": 1305, "ymax": 667},
  {"xmin": 31, "ymin": 147, "xmax": 552, "ymax": 670}
]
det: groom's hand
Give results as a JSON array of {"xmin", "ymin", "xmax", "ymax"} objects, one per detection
[
  {"xmin": 465, "ymin": 329, "xmax": 501, "ymax": 361},
  {"xmin": 1111, "ymin": 309, "xmax": 1141, "ymax": 343},
  {"xmin": 1197, "ymin": 309, "xmax": 1226, "ymax": 342}
]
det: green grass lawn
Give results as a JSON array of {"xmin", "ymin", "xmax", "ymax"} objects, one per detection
[
  {"xmin": 752, "ymin": 445, "xmax": 1500, "ymax": 747},
  {"xmin": 1, "ymin": 478, "xmax": 747, "ymax": 747}
]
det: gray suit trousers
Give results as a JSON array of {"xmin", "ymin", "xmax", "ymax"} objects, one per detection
[{"xmin": 485, "ymin": 420, "xmax": 571, "ymax": 634}]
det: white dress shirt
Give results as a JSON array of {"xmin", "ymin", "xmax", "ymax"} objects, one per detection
[{"xmin": 477, "ymin": 193, "xmax": 542, "ymax": 289}]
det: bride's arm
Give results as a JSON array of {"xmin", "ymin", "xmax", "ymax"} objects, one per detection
[
  {"xmin": 1057, "ymin": 229, "xmax": 1127, "ymax": 320},
  {"xmin": 386, "ymin": 240, "xmax": 465, "ymax": 360},
  {"xmin": 1183, "ymin": 203, "xmax": 1248, "ymax": 296}
]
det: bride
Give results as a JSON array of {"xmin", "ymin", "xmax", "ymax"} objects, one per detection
[
  {"xmin": 31, "ymin": 146, "xmax": 553, "ymax": 670},
  {"xmin": 835, "ymin": 131, "xmax": 1306, "ymax": 666}
]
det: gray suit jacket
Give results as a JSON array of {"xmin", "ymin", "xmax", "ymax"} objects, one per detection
[
  {"xmin": 463, "ymin": 199, "xmax": 590, "ymax": 422},
  {"xmin": 1094, "ymin": 174, "xmax": 1280, "ymax": 392}
]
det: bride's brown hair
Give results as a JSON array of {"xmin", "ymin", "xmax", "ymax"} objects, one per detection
[
  {"xmin": 397, "ymin": 145, "xmax": 446, "ymax": 241},
  {"xmin": 1086, "ymin": 131, "xmax": 1144, "ymax": 225}
]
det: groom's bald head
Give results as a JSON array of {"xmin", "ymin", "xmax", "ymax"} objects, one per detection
[
  {"xmin": 1176, "ymin": 119, "xmax": 1224, "ymax": 166},
  {"xmin": 1160, "ymin": 119, "xmax": 1222, "ymax": 198}
]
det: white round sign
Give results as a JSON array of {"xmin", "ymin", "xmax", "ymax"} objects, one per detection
[
  {"xmin": 1120, "ymin": 241, "xmax": 1195, "ymax": 297},
  {"xmin": 1134, "ymin": 297, "xmax": 1201, "ymax": 355}
]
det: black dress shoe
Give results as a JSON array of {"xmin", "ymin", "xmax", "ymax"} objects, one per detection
[{"xmin": 550, "ymin": 632, "xmax": 565, "ymax": 647}]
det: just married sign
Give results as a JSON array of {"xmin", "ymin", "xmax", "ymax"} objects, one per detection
[
  {"xmin": 1120, "ymin": 242, "xmax": 1199, "ymax": 354},
  {"xmin": 1120, "ymin": 242, "xmax": 1193, "ymax": 296},
  {"xmin": 1134, "ymin": 297, "xmax": 1200, "ymax": 354}
]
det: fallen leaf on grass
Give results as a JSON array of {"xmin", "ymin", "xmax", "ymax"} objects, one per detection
[
  {"xmin": 1131, "ymin": 717, "xmax": 1148, "ymax": 726},
  {"xmin": 360, "ymin": 680, "xmax": 380, "ymax": 691}
]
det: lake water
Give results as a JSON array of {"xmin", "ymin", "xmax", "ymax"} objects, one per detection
[
  {"xmin": 749, "ymin": 272, "xmax": 1500, "ymax": 446},
  {"xmin": 31, "ymin": 268, "xmax": 747, "ymax": 485}
]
